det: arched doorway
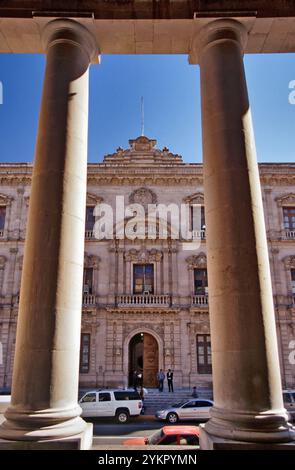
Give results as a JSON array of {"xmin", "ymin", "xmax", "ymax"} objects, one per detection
[{"xmin": 128, "ymin": 332, "xmax": 158, "ymax": 387}]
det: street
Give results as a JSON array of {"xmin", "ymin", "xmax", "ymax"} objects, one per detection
[{"xmin": 90, "ymin": 417, "xmax": 201, "ymax": 445}]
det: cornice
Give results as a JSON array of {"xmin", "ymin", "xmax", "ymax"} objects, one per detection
[{"xmin": 0, "ymin": 163, "xmax": 294, "ymax": 186}]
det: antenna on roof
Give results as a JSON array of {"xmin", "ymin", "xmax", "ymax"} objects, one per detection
[{"xmin": 141, "ymin": 96, "xmax": 144, "ymax": 136}]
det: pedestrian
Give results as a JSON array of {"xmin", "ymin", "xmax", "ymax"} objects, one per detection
[
  {"xmin": 191, "ymin": 386, "xmax": 198, "ymax": 398},
  {"xmin": 139, "ymin": 386, "xmax": 147, "ymax": 414},
  {"xmin": 133, "ymin": 370, "xmax": 138, "ymax": 390},
  {"xmin": 157, "ymin": 369, "xmax": 165, "ymax": 392},
  {"xmin": 167, "ymin": 368, "xmax": 174, "ymax": 392},
  {"xmin": 137, "ymin": 370, "xmax": 143, "ymax": 387}
]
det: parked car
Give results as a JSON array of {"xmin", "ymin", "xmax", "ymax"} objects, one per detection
[
  {"xmin": 0, "ymin": 387, "xmax": 11, "ymax": 395},
  {"xmin": 155, "ymin": 399, "xmax": 213, "ymax": 423},
  {"xmin": 79, "ymin": 389, "xmax": 142, "ymax": 423},
  {"xmin": 123, "ymin": 425, "xmax": 200, "ymax": 446},
  {"xmin": 283, "ymin": 389, "xmax": 295, "ymax": 421}
]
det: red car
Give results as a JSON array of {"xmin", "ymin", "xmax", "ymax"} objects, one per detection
[{"xmin": 123, "ymin": 425, "xmax": 199, "ymax": 446}]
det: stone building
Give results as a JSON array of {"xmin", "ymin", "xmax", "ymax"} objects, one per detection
[{"xmin": 0, "ymin": 135, "xmax": 294, "ymax": 391}]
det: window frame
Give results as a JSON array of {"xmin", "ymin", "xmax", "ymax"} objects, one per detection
[
  {"xmin": 80, "ymin": 333, "xmax": 91, "ymax": 374},
  {"xmin": 196, "ymin": 334, "xmax": 212, "ymax": 375}
]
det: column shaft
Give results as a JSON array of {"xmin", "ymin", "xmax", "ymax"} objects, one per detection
[
  {"xmin": 0, "ymin": 19, "xmax": 97, "ymax": 445},
  {"xmin": 196, "ymin": 19, "xmax": 294, "ymax": 444}
]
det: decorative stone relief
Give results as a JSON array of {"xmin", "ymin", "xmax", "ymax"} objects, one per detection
[
  {"xmin": 0, "ymin": 193, "xmax": 13, "ymax": 206},
  {"xmin": 275, "ymin": 193, "xmax": 295, "ymax": 207},
  {"xmin": 284, "ymin": 255, "xmax": 295, "ymax": 269},
  {"xmin": 84, "ymin": 253, "xmax": 101, "ymax": 269},
  {"xmin": 86, "ymin": 192, "xmax": 103, "ymax": 206},
  {"xmin": 124, "ymin": 248, "xmax": 162, "ymax": 263},
  {"xmin": 186, "ymin": 252, "xmax": 207, "ymax": 270},
  {"xmin": 129, "ymin": 187, "xmax": 157, "ymax": 210},
  {"xmin": 183, "ymin": 192, "xmax": 204, "ymax": 205}
]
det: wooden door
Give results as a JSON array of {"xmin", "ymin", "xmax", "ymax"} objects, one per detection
[{"xmin": 143, "ymin": 334, "xmax": 158, "ymax": 387}]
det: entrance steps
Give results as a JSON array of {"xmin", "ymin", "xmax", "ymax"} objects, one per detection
[{"xmin": 142, "ymin": 387, "xmax": 213, "ymax": 415}]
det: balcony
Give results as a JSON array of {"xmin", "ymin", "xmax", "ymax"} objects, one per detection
[
  {"xmin": 192, "ymin": 229, "xmax": 206, "ymax": 240},
  {"xmin": 116, "ymin": 294, "xmax": 171, "ymax": 307},
  {"xmin": 192, "ymin": 295, "xmax": 209, "ymax": 306},
  {"xmin": 82, "ymin": 294, "xmax": 96, "ymax": 306},
  {"xmin": 284, "ymin": 230, "xmax": 295, "ymax": 240},
  {"xmin": 85, "ymin": 230, "xmax": 95, "ymax": 240}
]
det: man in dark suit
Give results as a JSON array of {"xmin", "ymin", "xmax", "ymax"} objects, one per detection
[{"xmin": 167, "ymin": 369, "xmax": 174, "ymax": 392}]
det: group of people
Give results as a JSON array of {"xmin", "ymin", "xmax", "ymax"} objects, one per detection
[{"xmin": 156, "ymin": 369, "xmax": 174, "ymax": 392}]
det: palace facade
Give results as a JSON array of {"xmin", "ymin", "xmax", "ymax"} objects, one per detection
[{"xmin": 0, "ymin": 135, "xmax": 294, "ymax": 390}]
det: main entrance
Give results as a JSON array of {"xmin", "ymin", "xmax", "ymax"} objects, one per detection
[{"xmin": 128, "ymin": 333, "xmax": 158, "ymax": 388}]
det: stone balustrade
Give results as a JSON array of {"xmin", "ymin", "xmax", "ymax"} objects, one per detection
[
  {"xmin": 82, "ymin": 294, "xmax": 96, "ymax": 306},
  {"xmin": 192, "ymin": 295, "xmax": 209, "ymax": 306},
  {"xmin": 116, "ymin": 294, "xmax": 170, "ymax": 307}
]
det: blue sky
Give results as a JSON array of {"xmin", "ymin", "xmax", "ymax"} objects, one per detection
[{"xmin": 0, "ymin": 53, "xmax": 294, "ymax": 164}]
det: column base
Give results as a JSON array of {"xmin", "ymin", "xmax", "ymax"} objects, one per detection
[
  {"xmin": 199, "ymin": 425, "xmax": 295, "ymax": 450},
  {"xmin": 0, "ymin": 422, "xmax": 93, "ymax": 450}
]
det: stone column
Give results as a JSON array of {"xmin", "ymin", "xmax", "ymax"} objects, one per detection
[
  {"xmin": 192, "ymin": 19, "xmax": 295, "ymax": 446},
  {"xmin": 163, "ymin": 247, "xmax": 170, "ymax": 294},
  {"xmin": 0, "ymin": 19, "xmax": 98, "ymax": 448},
  {"xmin": 117, "ymin": 246, "xmax": 124, "ymax": 295}
]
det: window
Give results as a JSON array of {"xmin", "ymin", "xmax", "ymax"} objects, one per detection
[
  {"xmin": 195, "ymin": 400, "xmax": 212, "ymax": 407},
  {"xmin": 80, "ymin": 333, "xmax": 90, "ymax": 373},
  {"xmin": 83, "ymin": 268, "xmax": 93, "ymax": 295},
  {"xmin": 0, "ymin": 206, "xmax": 6, "ymax": 234},
  {"xmin": 190, "ymin": 205, "xmax": 205, "ymax": 232},
  {"xmin": 291, "ymin": 269, "xmax": 295, "ymax": 294},
  {"xmin": 81, "ymin": 392, "xmax": 96, "ymax": 403},
  {"xmin": 133, "ymin": 264, "xmax": 154, "ymax": 294},
  {"xmin": 98, "ymin": 392, "xmax": 111, "ymax": 402},
  {"xmin": 197, "ymin": 334, "xmax": 212, "ymax": 374},
  {"xmin": 182, "ymin": 401, "xmax": 197, "ymax": 408},
  {"xmin": 114, "ymin": 391, "xmax": 141, "ymax": 401},
  {"xmin": 194, "ymin": 269, "xmax": 208, "ymax": 295},
  {"xmin": 85, "ymin": 206, "xmax": 95, "ymax": 231},
  {"xmin": 283, "ymin": 207, "xmax": 295, "ymax": 230},
  {"xmin": 180, "ymin": 434, "xmax": 199, "ymax": 445}
]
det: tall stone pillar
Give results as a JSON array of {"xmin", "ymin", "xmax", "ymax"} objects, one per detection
[
  {"xmin": 0, "ymin": 19, "xmax": 98, "ymax": 449},
  {"xmin": 191, "ymin": 19, "xmax": 295, "ymax": 447}
]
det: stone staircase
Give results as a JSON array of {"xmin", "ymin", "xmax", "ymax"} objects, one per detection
[{"xmin": 142, "ymin": 387, "xmax": 213, "ymax": 416}]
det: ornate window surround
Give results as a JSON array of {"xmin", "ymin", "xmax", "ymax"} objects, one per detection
[
  {"xmin": 186, "ymin": 252, "xmax": 207, "ymax": 296},
  {"xmin": 275, "ymin": 193, "xmax": 295, "ymax": 233},
  {"xmin": 283, "ymin": 255, "xmax": 295, "ymax": 296},
  {"xmin": 84, "ymin": 253, "xmax": 100, "ymax": 296},
  {"xmin": 0, "ymin": 193, "xmax": 14, "ymax": 239},
  {"xmin": 124, "ymin": 248, "xmax": 162, "ymax": 295}
]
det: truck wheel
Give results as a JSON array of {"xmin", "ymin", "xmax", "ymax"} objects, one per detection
[{"xmin": 116, "ymin": 410, "xmax": 129, "ymax": 423}]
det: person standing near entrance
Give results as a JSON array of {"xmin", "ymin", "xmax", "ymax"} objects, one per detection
[
  {"xmin": 167, "ymin": 369, "xmax": 174, "ymax": 392},
  {"xmin": 157, "ymin": 369, "xmax": 165, "ymax": 392}
]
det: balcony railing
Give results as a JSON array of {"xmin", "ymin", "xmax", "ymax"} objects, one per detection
[
  {"xmin": 85, "ymin": 230, "xmax": 95, "ymax": 239},
  {"xmin": 116, "ymin": 294, "xmax": 171, "ymax": 307},
  {"xmin": 82, "ymin": 294, "xmax": 96, "ymax": 306},
  {"xmin": 192, "ymin": 230, "xmax": 206, "ymax": 240},
  {"xmin": 192, "ymin": 295, "xmax": 209, "ymax": 306},
  {"xmin": 285, "ymin": 230, "xmax": 295, "ymax": 240}
]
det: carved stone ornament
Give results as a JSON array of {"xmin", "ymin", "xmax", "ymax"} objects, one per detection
[
  {"xmin": 124, "ymin": 248, "xmax": 162, "ymax": 263},
  {"xmin": 275, "ymin": 193, "xmax": 295, "ymax": 207},
  {"xmin": 183, "ymin": 192, "xmax": 204, "ymax": 205},
  {"xmin": 84, "ymin": 253, "xmax": 101, "ymax": 269},
  {"xmin": 186, "ymin": 252, "xmax": 207, "ymax": 270},
  {"xmin": 129, "ymin": 187, "xmax": 157, "ymax": 209},
  {"xmin": 0, "ymin": 193, "xmax": 13, "ymax": 206},
  {"xmin": 86, "ymin": 192, "xmax": 103, "ymax": 206},
  {"xmin": 284, "ymin": 255, "xmax": 295, "ymax": 269}
]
